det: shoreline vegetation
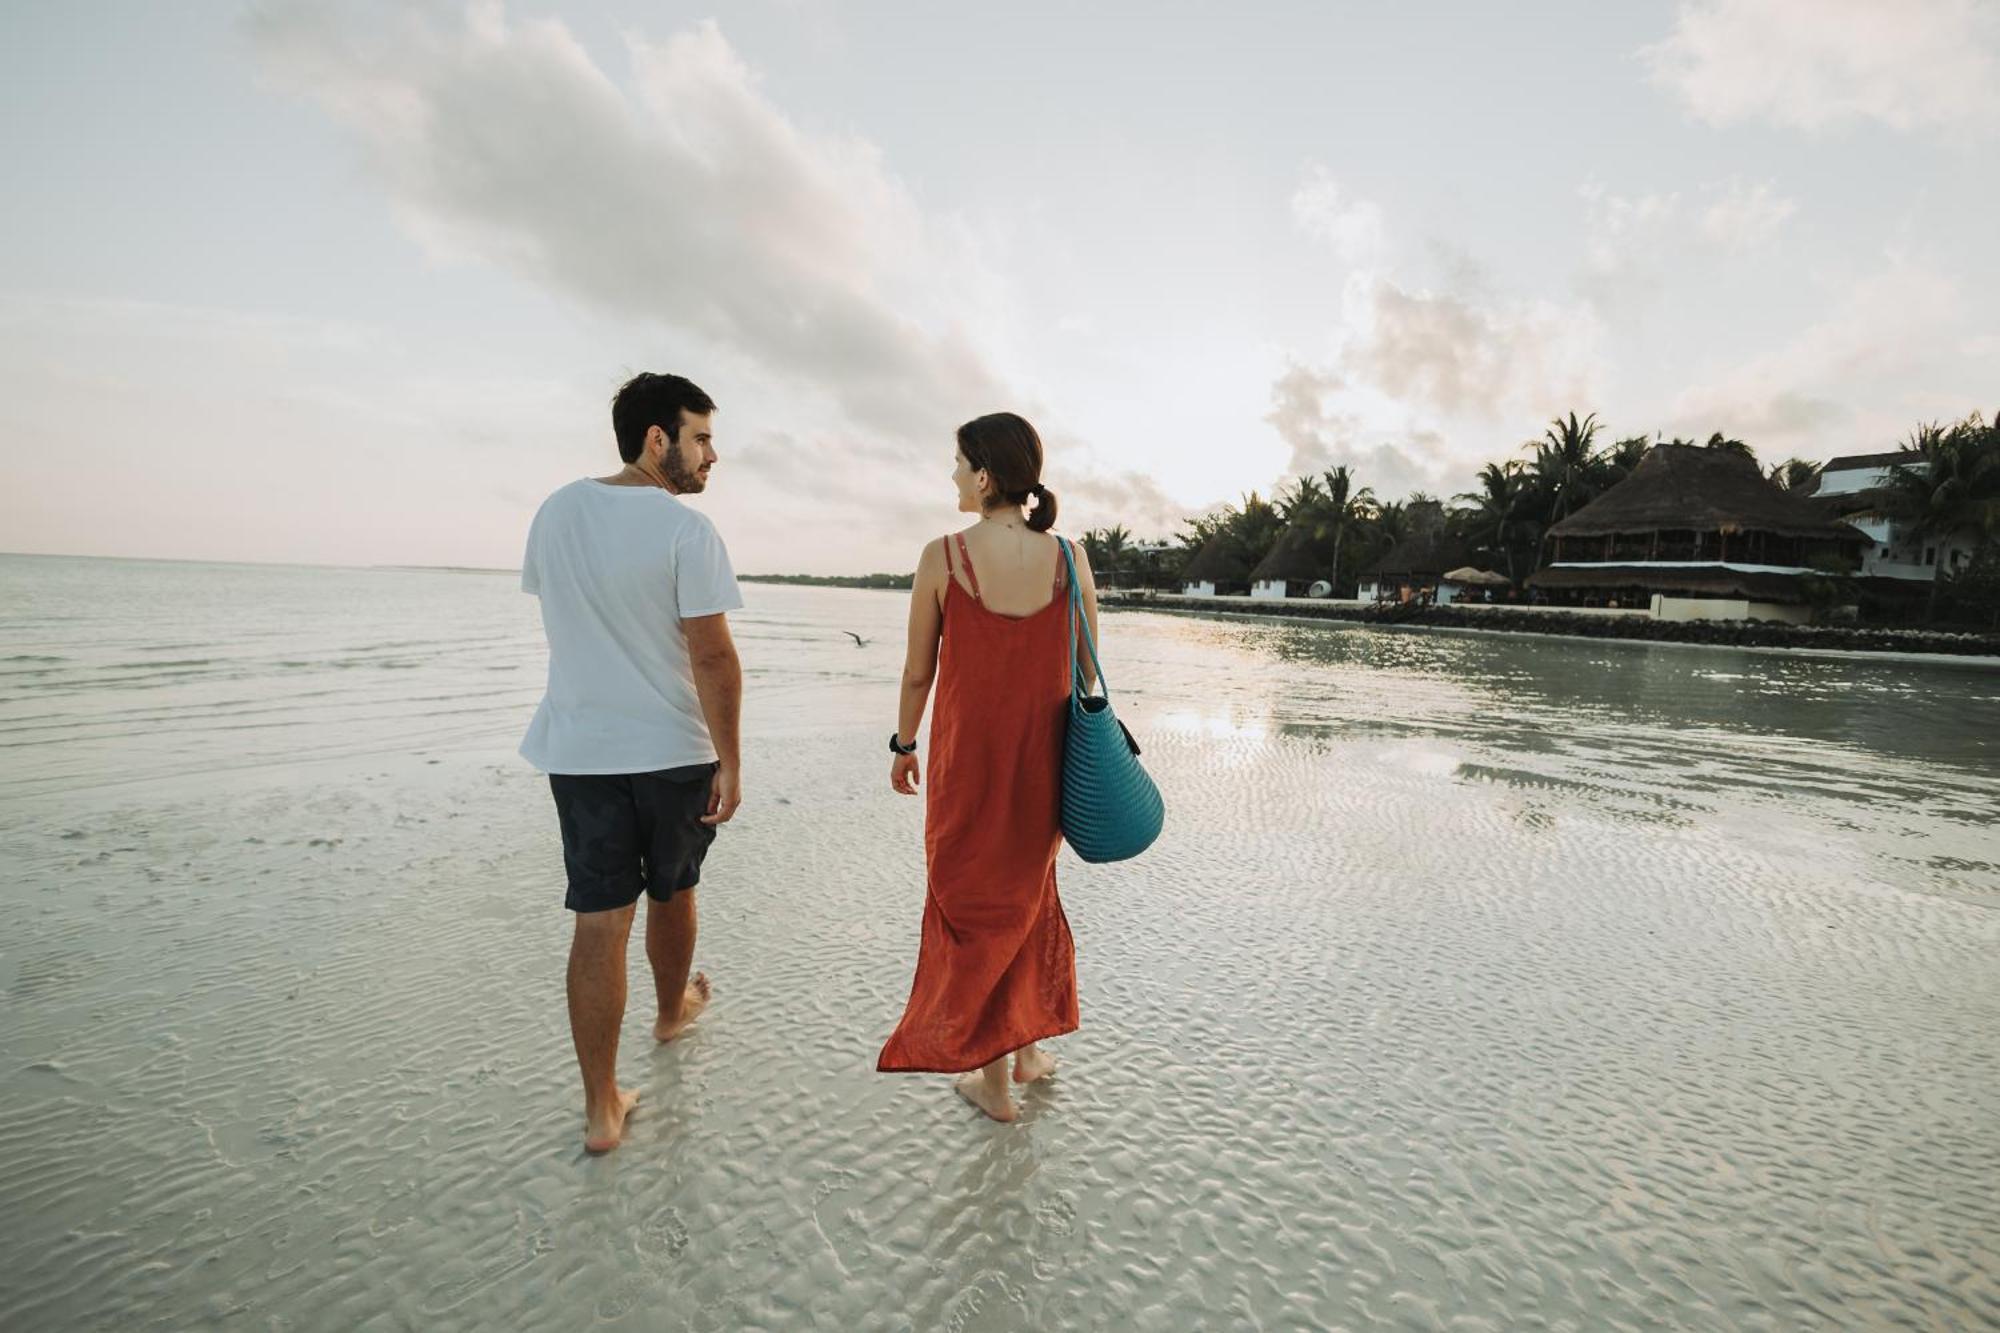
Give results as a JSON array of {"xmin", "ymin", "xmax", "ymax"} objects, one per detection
[
  {"xmin": 731, "ymin": 571, "xmax": 2000, "ymax": 657},
  {"xmin": 1107, "ymin": 592, "xmax": 2000, "ymax": 659},
  {"xmin": 740, "ymin": 572, "xmax": 914, "ymax": 590},
  {"xmin": 1078, "ymin": 410, "xmax": 2000, "ymax": 631}
]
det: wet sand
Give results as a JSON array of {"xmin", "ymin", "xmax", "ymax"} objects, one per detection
[{"xmin": 2, "ymin": 560, "xmax": 1996, "ymax": 1329}]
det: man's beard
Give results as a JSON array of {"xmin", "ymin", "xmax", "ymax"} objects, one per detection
[{"xmin": 662, "ymin": 446, "xmax": 707, "ymax": 494}]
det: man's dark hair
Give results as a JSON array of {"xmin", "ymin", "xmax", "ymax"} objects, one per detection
[{"xmin": 612, "ymin": 373, "xmax": 717, "ymax": 463}]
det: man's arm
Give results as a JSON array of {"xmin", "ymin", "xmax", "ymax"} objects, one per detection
[{"xmin": 684, "ymin": 613, "xmax": 742, "ymax": 824}]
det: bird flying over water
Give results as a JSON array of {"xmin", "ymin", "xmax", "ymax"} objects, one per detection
[{"xmin": 843, "ymin": 631, "xmax": 869, "ymax": 647}]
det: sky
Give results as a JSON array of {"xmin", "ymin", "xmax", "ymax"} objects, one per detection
[{"xmin": 3, "ymin": 0, "xmax": 1996, "ymax": 574}]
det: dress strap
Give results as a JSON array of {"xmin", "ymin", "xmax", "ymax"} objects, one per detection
[{"xmin": 952, "ymin": 532, "xmax": 982, "ymax": 601}]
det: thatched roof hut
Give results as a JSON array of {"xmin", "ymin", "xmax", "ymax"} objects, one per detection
[
  {"xmin": 1527, "ymin": 565, "xmax": 1812, "ymax": 601},
  {"xmin": 1529, "ymin": 444, "xmax": 1868, "ymax": 603},
  {"xmin": 1249, "ymin": 521, "xmax": 1332, "ymax": 584},
  {"xmin": 1361, "ymin": 531, "xmax": 1475, "ymax": 580},
  {"xmin": 1544, "ymin": 444, "xmax": 1862, "ymax": 542},
  {"xmin": 1181, "ymin": 532, "xmax": 1251, "ymax": 585}
]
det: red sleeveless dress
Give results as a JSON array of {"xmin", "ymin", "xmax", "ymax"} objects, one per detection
[{"xmin": 877, "ymin": 533, "xmax": 1080, "ymax": 1073}]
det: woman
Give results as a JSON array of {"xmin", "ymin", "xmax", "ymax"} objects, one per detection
[{"xmin": 877, "ymin": 412, "xmax": 1099, "ymax": 1122}]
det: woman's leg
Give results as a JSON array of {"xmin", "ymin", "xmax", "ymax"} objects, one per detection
[
  {"xmin": 1013, "ymin": 1041, "xmax": 1057, "ymax": 1083},
  {"xmin": 954, "ymin": 1055, "xmax": 1017, "ymax": 1122}
]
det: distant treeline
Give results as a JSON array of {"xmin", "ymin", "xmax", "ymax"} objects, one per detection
[
  {"xmin": 741, "ymin": 572, "xmax": 913, "ymax": 590},
  {"xmin": 1080, "ymin": 408, "xmax": 2000, "ymax": 626}
]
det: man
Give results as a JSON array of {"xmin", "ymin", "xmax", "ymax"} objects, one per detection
[{"xmin": 519, "ymin": 372, "xmax": 744, "ymax": 1154}]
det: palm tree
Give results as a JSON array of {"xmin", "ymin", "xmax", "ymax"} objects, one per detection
[
  {"xmin": 1601, "ymin": 435, "xmax": 1650, "ymax": 487},
  {"xmin": 1768, "ymin": 457, "xmax": 1822, "ymax": 492},
  {"xmin": 1523, "ymin": 411, "xmax": 1603, "ymax": 526},
  {"xmin": 1097, "ymin": 524, "xmax": 1131, "ymax": 588},
  {"xmin": 1456, "ymin": 461, "xmax": 1528, "ymax": 584},
  {"xmin": 1278, "ymin": 475, "xmax": 1327, "ymax": 521},
  {"xmin": 1318, "ymin": 465, "xmax": 1374, "ymax": 596},
  {"xmin": 1179, "ymin": 507, "xmax": 1231, "ymax": 553},
  {"xmin": 1703, "ymin": 431, "xmax": 1756, "ymax": 462},
  {"xmin": 1371, "ymin": 498, "xmax": 1410, "ymax": 551},
  {"xmin": 1879, "ymin": 419, "xmax": 1998, "ymax": 621},
  {"xmin": 1226, "ymin": 491, "xmax": 1284, "ymax": 570}
]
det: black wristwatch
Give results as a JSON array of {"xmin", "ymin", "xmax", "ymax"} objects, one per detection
[{"xmin": 889, "ymin": 732, "xmax": 918, "ymax": 755}]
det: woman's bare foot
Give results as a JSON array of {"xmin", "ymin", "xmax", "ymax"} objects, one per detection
[
  {"xmin": 954, "ymin": 1069, "xmax": 1017, "ymax": 1123},
  {"xmin": 584, "ymin": 1087, "xmax": 640, "ymax": 1154},
  {"xmin": 654, "ymin": 972, "xmax": 712, "ymax": 1042},
  {"xmin": 1013, "ymin": 1044, "xmax": 1057, "ymax": 1084}
]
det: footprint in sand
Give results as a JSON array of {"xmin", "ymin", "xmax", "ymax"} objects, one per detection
[
  {"xmin": 940, "ymin": 1271, "xmax": 1029, "ymax": 1333},
  {"xmin": 1028, "ymin": 1191, "xmax": 1079, "ymax": 1280},
  {"xmin": 640, "ymin": 1206, "xmax": 690, "ymax": 1259},
  {"xmin": 808, "ymin": 1168, "xmax": 876, "ymax": 1272}
]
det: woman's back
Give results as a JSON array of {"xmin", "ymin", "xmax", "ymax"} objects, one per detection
[{"xmin": 949, "ymin": 524, "xmax": 1066, "ymax": 619}]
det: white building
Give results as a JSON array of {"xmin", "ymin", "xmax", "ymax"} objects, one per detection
[{"xmin": 1813, "ymin": 452, "xmax": 1980, "ymax": 582}]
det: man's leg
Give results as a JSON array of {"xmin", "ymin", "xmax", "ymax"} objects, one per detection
[
  {"xmin": 569, "ymin": 902, "xmax": 639, "ymax": 1152},
  {"xmin": 647, "ymin": 888, "xmax": 711, "ymax": 1042}
]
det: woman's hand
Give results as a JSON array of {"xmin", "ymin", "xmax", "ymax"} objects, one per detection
[{"xmin": 891, "ymin": 752, "xmax": 921, "ymax": 795}]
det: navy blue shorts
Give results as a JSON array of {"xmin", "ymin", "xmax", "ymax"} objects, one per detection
[{"xmin": 547, "ymin": 764, "xmax": 719, "ymax": 913}]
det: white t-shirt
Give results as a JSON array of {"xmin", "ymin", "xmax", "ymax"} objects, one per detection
[{"xmin": 519, "ymin": 479, "xmax": 743, "ymax": 775}]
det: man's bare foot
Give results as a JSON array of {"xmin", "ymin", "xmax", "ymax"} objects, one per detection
[
  {"xmin": 1013, "ymin": 1045, "xmax": 1057, "ymax": 1084},
  {"xmin": 584, "ymin": 1087, "xmax": 640, "ymax": 1154},
  {"xmin": 654, "ymin": 972, "xmax": 712, "ymax": 1042},
  {"xmin": 954, "ymin": 1072, "xmax": 1017, "ymax": 1123}
]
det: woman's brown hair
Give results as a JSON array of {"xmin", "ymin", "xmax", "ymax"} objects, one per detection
[{"xmin": 957, "ymin": 412, "xmax": 1059, "ymax": 533}]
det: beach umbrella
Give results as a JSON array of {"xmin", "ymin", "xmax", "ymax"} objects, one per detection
[{"xmin": 1442, "ymin": 566, "xmax": 1511, "ymax": 587}]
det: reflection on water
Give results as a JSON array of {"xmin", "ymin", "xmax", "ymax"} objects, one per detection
[{"xmin": 4, "ymin": 554, "xmax": 1993, "ymax": 801}]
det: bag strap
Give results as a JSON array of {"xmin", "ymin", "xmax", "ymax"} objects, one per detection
[{"xmin": 1059, "ymin": 538, "xmax": 1108, "ymax": 697}]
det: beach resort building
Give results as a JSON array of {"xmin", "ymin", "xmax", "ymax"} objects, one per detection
[
  {"xmin": 1357, "ymin": 531, "xmax": 1476, "ymax": 605},
  {"xmin": 1527, "ymin": 444, "xmax": 1869, "ymax": 623},
  {"xmin": 1180, "ymin": 532, "xmax": 1250, "ymax": 598},
  {"xmin": 1248, "ymin": 522, "xmax": 1333, "ymax": 599},
  {"xmin": 1808, "ymin": 452, "xmax": 1982, "ymax": 586}
]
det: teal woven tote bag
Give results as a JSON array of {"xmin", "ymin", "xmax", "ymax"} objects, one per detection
[{"xmin": 1058, "ymin": 538, "xmax": 1164, "ymax": 863}]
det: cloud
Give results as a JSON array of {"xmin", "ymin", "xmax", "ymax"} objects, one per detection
[
  {"xmin": 1263, "ymin": 180, "xmax": 1613, "ymax": 501},
  {"xmin": 1667, "ymin": 259, "xmax": 1970, "ymax": 451},
  {"xmin": 1644, "ymin": 0, "xmax": 2000, "ymax": 135},
  {"xmin": 248, "ymin": 5, "xmax": 1009, "ymax": 442},
  {"xmin": 1698, "ymin": 179, "xmax": 1797, "ymax": 250},
  {"xmin": 1573, "ymin": 178, "xmax": 1796, "ymax": 310},
  {"xmin": 240, "ymin": 2, "xmax": 1178, "ymax": 566},
  {"xmin": 1290, "ymin": 166, "xmax": 1386, "ymax": 266},
  {"xmin": 1263, "ymin": 363, "xmax": 1451, "ymax": 501},
  {"xmin": 1054, "ymin": 464, "xmax": 1192, "ymax": 539},
  {"xmin": 1352, "ymin": 278, "xmax": 1605, "ymax": 424}
]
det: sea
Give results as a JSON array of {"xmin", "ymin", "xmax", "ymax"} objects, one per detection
[{"xmin": 2, "ymin": 553, "xmax": 1995, "ymax": 1330}]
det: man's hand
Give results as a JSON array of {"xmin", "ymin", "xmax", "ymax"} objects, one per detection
[
  {"xmin": 702, "ymin": 763, "xmax": 742, "ymax": 825},
  {"xmin": 890, "ymin": 752, "xmax": 920, "ymax": 795}
]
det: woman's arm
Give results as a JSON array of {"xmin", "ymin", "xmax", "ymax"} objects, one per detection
[
  {"xmin": 1073, "ymin": 540, "xmax": 1101, "ymax": 693},
  {"xmin": 891, "ymin": 539, "xmax": 947, "ymax": 794}
]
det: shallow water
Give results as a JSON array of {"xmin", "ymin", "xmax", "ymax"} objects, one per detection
[{"xmin": 2, "ymin": 554, "xmax": 1996, "ymax": 1330}]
